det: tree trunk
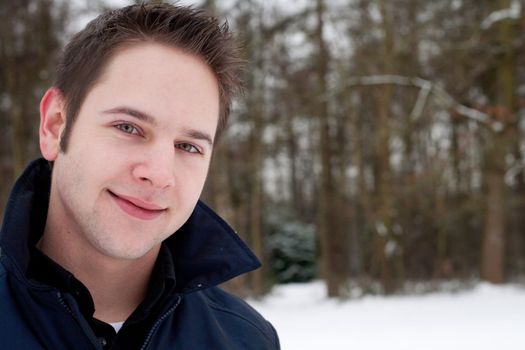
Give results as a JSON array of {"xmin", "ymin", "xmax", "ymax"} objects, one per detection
[
  {"xmin": 481, "ymin": 0, "xmax": 516, "ymax": 284},
  {"xmin": 249, "ymin": 113, "xmax": 265, "ymax": 297},
  {"xmin": 3, "ymin": 8, "xmax": 25, "ymax": 179},
  {"xmin": 315, "ymin": 0, "xmax": 348, "ymax": 297},
  {"xmin": 482, "ymin": 165, "xmax": 506, "ymax": 283},
  {"xmin": 372, "ymin": 0, "xmax": 404, "ymax": 294}
]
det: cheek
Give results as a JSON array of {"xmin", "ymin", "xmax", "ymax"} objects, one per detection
[
  {"xmin": 87, "ymin": 137, "xmax": 136, "ymax": 170},
  {"xmin": 65, "ymin": 146, "xmax": 126, "ymax": 195},
  {"xmin": 174, "ymin": 165, "xmax": 208, "ymax": 209}
]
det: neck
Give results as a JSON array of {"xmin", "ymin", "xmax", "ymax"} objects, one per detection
[{"xmin": 38, "ymin": 224, "xmax": 159, "ymax": 323}]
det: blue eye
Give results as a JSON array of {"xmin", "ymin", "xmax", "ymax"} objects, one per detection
[
  {"xmin": 115, "ymin": 123, "xmax": 139, "ymax": 135},
  {"xmin": 176, "ymin": 143, "xmax": 200, "ymax": 154}
]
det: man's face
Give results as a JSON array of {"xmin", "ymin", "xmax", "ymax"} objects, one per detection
[{"xmin": 47, "ymin": 43, "xmax": 219, "ymax": 260}]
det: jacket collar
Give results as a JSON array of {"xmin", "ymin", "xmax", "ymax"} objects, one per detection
[{"xmin": 0, "ymin": 158, "xmax": 260, "ymax": 293}]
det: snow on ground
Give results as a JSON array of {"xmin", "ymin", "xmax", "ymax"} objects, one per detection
[{"xmin": 248, "ymin": 281, "xmax": 525, "ymax": 350}]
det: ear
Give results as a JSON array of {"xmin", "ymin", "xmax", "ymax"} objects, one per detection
[{"xmin": 39, "ymin": 87, "xmax": 66, "ymax": 161}]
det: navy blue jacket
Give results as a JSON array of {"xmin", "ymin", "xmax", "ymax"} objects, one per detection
[{"xmin": 0, "ymin": 159, "xmax": 280, "ymax": 349}]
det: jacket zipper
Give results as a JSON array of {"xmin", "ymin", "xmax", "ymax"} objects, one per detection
[
  {"xmin": 57, "ymin": 291, "xmax": 74, "ymax": 315},
  {"xmin": 140, "ymin": 295, "xmax": 182, "ymax": 350},
  {"xmin": 57, "ymin": 291, "xmax": 103, "ymax": 350}
]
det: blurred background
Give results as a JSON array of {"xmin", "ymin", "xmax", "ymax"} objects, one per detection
[{"xmin": 1, "ymin": 0, "xmax": 525, "ymax": 301}]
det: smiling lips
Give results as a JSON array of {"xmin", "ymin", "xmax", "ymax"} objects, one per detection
[{"xmin": 109, "ymin": 190, "xmax": 166, "ymax": 220}]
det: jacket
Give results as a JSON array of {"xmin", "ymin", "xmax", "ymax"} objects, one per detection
[{"xmin": 0, "ymin": 158, "xmax": 280, "ymax": 349}]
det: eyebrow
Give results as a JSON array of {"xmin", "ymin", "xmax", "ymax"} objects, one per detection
[
  {"xmin": 182, "ymin": 128, "xmax": 214, "ymax": 147},
  {"xmin": 103, "ymin": 106, "xmax": 158, "ymax": 126},
  {"xmin": 102, "ymin": 106, "xmax": 214, "ymax": 147}
]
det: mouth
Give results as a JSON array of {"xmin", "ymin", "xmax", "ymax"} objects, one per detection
[{"xmin": 108, "ymin": 190, "xmax": 166, "ymax": 221}]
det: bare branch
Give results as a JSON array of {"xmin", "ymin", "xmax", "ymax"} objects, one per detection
[
  {"xmin": 409, "ymin": 79, "xmax": 432, "ymax": 121},
  {"xmin": 481, "ymin": 0, "xmax": 521, "ymax": 30},
  {"xmin": 338, "ymin": 74, "xmax": 502, "ymax": 133}
]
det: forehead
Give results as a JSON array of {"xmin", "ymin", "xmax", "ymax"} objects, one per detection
[{"xmin": 82, "ymin": 42, "xmax": 220, "ymax": 133}]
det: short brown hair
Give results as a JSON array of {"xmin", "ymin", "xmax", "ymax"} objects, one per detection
[{"xmin": 55, "ymin": 3, "xmax": 243, "ymax": 150}]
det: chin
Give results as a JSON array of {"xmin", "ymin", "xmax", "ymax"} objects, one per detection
[{"xmin": 90, "ymin": 236, "xmax": 160, "ymax": 261}]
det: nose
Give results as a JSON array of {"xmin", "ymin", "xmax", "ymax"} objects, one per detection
[{"xmin": 132, "ymin": 145, "xmax": 176, "ymax": 189}]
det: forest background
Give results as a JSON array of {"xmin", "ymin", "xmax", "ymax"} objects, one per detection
[{"xmin": 1, "ymin": 0, "xmax": 524, "ymax": 299}]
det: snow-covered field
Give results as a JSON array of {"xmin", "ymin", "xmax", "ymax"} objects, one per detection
[{"xmin": 249, "ymin": 281, "xmax": 525, "ymax": 350}]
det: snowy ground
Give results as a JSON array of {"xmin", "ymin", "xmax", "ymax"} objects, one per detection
[{"xmin": 248, "ymin": 281, "xmax": 525, "ymax": 350}]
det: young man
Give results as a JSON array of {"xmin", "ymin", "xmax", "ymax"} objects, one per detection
[{"xmin": 0, "ymin": 3, "xmax": 279, "ymax": 349}]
